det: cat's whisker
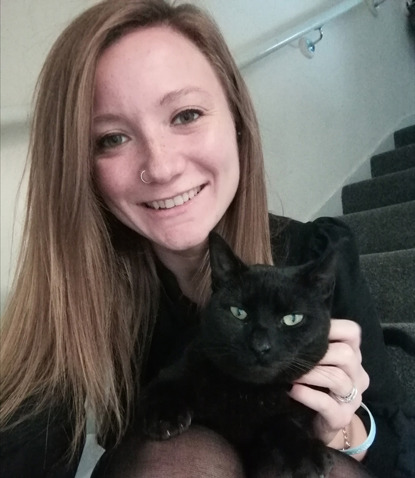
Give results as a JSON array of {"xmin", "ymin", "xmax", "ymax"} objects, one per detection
[
  {"xmin": 288, "ymin": 358, "xmax": 343, "ymax": 384},
  {"xmin": 281, "ymin": 357, "xmax": 328, "ymax": 378},
  {"xmin": 283, "ymin": 363, "xmax": 312, "ymax": 376},
  {"xmin": 313, "ymin": 367, "xmax": 340, "ymax": 381}
]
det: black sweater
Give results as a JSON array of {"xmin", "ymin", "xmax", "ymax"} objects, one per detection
[{"xmin": 1, "ymin": 215, "xmax": 414, "ymax": 478}]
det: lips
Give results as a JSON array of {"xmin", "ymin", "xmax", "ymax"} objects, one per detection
[{"xmin": 145, "ymin": 185, "xmax": 203, "ymax": 210}]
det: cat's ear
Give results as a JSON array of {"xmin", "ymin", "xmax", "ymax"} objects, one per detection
[
  {"xmin": 208, "ymin": 232, "xmax": 248, "ymax": 290},
  {"xmin": 301, "ymin": 248, "xmax": 337, "ymax": 303}
]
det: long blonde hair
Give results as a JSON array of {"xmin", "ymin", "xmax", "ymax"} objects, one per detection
[{"xmin": 0, "ymin": 0, "xmax": 272, "ymax": 457}]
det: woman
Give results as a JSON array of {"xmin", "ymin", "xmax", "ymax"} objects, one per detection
[{"xmin": 0, "ymin": 1, "xmax": 412, "ymax": 477}]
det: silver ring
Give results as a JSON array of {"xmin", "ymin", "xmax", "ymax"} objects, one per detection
[
  {"xmin": 140, "ymin": 170, "xmax": 151, "ymax": 184},
  {"xmin": 331, "ymin": 385, "xmax": 358, "ymax": 404}
]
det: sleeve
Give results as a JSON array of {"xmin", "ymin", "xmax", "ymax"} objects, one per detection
[
  {"xmin": 0, "ymin": 402, "xmax": 84, "ymax": 478},
  {"xmin": 270, "ymin": 214, "xmax": 415, "ymax": 478}
]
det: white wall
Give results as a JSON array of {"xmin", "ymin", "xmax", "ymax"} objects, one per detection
[
  {"xmin": 2, "ymin": 0, "xmax": 415, "ymax": 309},
  {"xmin": 194, "ymin": 0, "xmax": 415, "ymax": 219},
  {"xmin": 1, "ymin": 0, "xmax": 99, "ymax": 308},
  {"xmin": 238, "ymin": 1, "xmax": 415, "ymax": 220}
]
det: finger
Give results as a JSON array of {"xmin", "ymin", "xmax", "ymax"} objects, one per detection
[
  {"xmin": 295, "ymin": 358, "xmax": 369, "ymax": 398},
  {"xmin": 288, "ymin": 383, "xmax": 360, "ymax": 431},
  {"xmin": 319, "ymin": 342, "xmax": 363, "ymax": 377},
  {"xmin": 293, "ymin": 364, "xmax": 356, "ymax": 398},
  {"xmin": 319, "ymin": 341, "xmax": 370, "ymax": 395},
  {"xmin": 329, "ymin": 319, "xmax": 361, "ymax": 352}
]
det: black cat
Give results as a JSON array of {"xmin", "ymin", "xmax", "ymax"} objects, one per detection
[{"xmin": 139, "ymin": 232, "xmax": 372, "ymax": 477}]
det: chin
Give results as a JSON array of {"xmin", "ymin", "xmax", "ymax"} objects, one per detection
[
  {"xmin": 153, "ymin": 232, "xmax": 210, "ymax": 254},
  {"xmin": 154, "ymin": 222, "xmax": 217, "ymax": 252}
]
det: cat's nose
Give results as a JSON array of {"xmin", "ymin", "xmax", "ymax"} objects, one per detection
[{"xmin": 250, "ymin": 330, "xmax": 271, "ymax": 356}]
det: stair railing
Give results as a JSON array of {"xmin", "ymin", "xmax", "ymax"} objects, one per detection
[
  {"xmin": 1, "ymin": 0, "xmax": 388, "ymax": 127},
  {"xmin": 236, "ymin": 0, "xmax": 388, "ymax": 70}
]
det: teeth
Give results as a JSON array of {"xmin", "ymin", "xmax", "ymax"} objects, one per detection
[
  {"xmin": 147, "ymin": 186, "xmax": 201, "ymax": 210},
  {"xmin": 173, "ymin": 195, "xmax": 184, "ymax": 206}
]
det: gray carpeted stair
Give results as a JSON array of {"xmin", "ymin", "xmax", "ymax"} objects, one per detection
[
  {"xmin": 394, "ymin": 124, "xmax": 415, "ymax": 148},
  {"xmin": 359, "ymin": 248, "xmax": 415, "ymax": 324},
  {"xmin": 383, "ymin": 323, "xmax": 415, "ymax": 401},
  {"xmin": 341, "ymin": 167, "xmax": 415, "ymax": 214},
  {"xmin": 341, "ymin": 200, "xmax": 415, "ymax": 254},
  {"xmin": 338, "ymin": 124, "xmax": 415, "ymax": 403},
  {"xmin": 370, "ymin": 143, "xmax": 415, "ymax": 177}
]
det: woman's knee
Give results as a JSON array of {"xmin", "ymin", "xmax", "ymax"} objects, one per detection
[{"xmin": 92, "ymin": 426, "xmax": 245, "ymax": 478}]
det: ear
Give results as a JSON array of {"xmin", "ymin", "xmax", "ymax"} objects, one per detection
[
  {"xmin": 300, "ymin": 248, "xmax": 337, "ymax": 303},
  {"xmin": 208, "ymin": 232, "xmax": 248, "ymax": 291}
]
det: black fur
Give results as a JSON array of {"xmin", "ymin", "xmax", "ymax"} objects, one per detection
[{"xmin": 138, "ymin": 233, "xmax": 372, "ymax": 477}]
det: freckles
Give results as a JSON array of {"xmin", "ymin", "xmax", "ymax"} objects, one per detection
[{"xmin": 95, "ymin": 162, "xmax": 142, "ymax": 211}]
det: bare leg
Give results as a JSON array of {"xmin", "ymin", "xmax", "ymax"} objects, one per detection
[{"xmin": 91, "ymin": 426, "xmax": 246, "ymax": 478}]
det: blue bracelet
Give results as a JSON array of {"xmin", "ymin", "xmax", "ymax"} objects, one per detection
[{"xmin": 340, "ymin": 402, "xmax": 376, "ymax": 455}]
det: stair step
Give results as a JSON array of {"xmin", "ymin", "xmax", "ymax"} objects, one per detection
[
  {"xmin": 384, "ymin": 322, "xmax": 415, "ymax": 405},
  {"xmin": 394, "ymin": 124, "xmax": 415, "ymax": 148},
  {"xmin": 360, "ymin": 248, "xmax": 415, "ymax": 324},
  {"xmin": 341, "ymin": 167, "xmax": 415, "ymax": 214},
  {"xmin": 339, "ymin": 201, "xmax": 415, "ymax": 254},
  {"xmin": 371, "ymin": 144, "xmax": 415, "ymax": 177}
]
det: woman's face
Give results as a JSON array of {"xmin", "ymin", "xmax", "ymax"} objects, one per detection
[{"xmin": 93, "ymin": 26, "xmax": 240, "ymax": 255}]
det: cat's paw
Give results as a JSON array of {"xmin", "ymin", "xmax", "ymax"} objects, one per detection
[
  {"xmin": 143, "ymin": 406, "xmax": 193, "ymax": 440},
  {"xmin": 138, "ymin": 375, "xmax": 193, "ymax": 441}
]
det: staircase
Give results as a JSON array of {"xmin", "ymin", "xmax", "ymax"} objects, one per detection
[{"xmin": 339, "ymin": 124, "xmax": 415, "ymax": 404}]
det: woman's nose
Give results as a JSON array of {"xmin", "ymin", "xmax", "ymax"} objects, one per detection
[{"xmin": 142, "ymin": 136, "xmax": 185, "ymax": 184}]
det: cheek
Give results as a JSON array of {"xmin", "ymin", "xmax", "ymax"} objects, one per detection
[
  {"xmin": 207, "ymin": 121, "xmax": 240, "ymax": 177},
  {"xmin": 93, "ymin": 171, "xmax": 130, "ymax": 220},
  {"xmin": 94, "ymin": 163, "xmax": 118, "ymax": 204},
  {"xmin": 219, "ymin": 134, "xmax": 240, "ymax": 188},
  {"xmin": 94, "ymin": 158, "xmax": 135, "ymax": 204}
]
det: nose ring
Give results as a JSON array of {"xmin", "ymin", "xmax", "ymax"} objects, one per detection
[{"xmin": 140, "ymin": 170, "xmax": 151, "ymax": 184}]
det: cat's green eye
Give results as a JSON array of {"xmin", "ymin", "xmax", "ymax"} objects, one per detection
[
  {"xmin": 282, "ymin": 313, "xmax": 304, "ymax": 327},
  {"xmin": 230, "ymin": 306, "xmax": 248, "ymax": 320}
]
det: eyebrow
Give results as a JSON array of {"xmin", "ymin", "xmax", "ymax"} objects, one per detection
[
  {"xmin": 93, "ymin": 87, "xmax": 212, "ymax": 124},
  {"xmin": 159, "ymin": 87, "xmax": 212, "ymax": 106},
  {"xmin": 93, "ymin": 112, "xmax": 124, "ymax": 124}
]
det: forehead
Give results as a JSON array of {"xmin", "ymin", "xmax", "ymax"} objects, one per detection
[{"xmin": 94, "ymin": 25, "xmax": 226, "ymax": 104}]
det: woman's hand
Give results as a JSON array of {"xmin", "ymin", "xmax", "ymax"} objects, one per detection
[{"xmin": 288, "ymin": 319, "xmax": 370, "ymax": 451}]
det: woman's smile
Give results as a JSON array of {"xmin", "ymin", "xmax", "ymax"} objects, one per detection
[
  {"xmin": 93, "ymin": 26, "xmax": 240, "ymax": 253},
  {"xmin": 145, "ymin": 184, "xmax": 205, "ymax": 210}
]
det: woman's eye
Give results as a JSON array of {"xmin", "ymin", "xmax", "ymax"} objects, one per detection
[
  {"xmin": 96, "ymin": 134, "xmax": 128, "ymax": 151},
  {"xmin": 282, "ymin": 313, "xmax": 304, "ymax": 327},
  {"xmin": 172, "ymin": 109, "xmax": 201, "ymax": 125},
  {"xmin": 230, "ymin": 306, "xmax": 248, "ymax": 321}
]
